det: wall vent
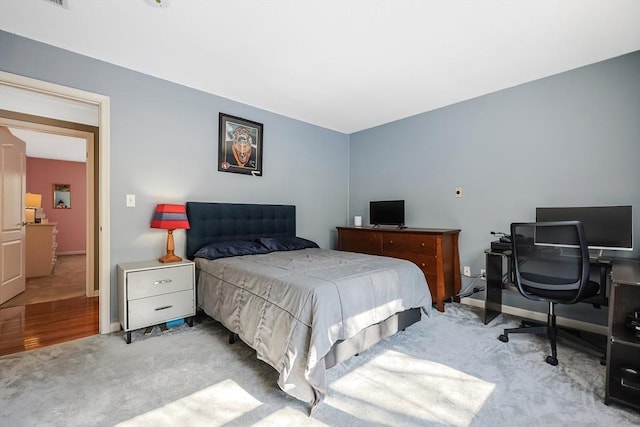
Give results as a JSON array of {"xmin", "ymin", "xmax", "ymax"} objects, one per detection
[{"xmin": 42, "ymin": 0, "xmax": 69, "ymax": 8}]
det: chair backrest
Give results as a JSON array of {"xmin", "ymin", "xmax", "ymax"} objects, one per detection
[{"xmin": 510, "ymin": 221, "xmax": 591, "ymax": 304}]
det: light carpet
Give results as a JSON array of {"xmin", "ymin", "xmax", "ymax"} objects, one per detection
[
  {"xmin": 0, "ymin": 254, "xmax": 86, "ymax": 308},
  {"xmin": 1, "ymin": 303, "xmax": 638, "ymax": 426}
]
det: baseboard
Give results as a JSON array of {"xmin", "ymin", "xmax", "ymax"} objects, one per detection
[{"xmin": 460, "ymin": 297, "xmax": 607, "ymax": 336}]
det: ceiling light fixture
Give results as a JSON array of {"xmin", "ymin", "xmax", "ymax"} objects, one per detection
[
  {"xmin": 147, "ymin": 0, "xmax": 169, "ymax": 7},
  {"xmin": 42, "ymin": 0, "xmax": 68, "ymax": 8}
]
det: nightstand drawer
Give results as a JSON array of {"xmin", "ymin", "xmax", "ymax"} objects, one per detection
[
  {"xmin": 127, "ymin": 265, "xmax": 193, "ymax": 300},
  {"xmin": 128, "ymin": 290, "xmax": 194, "ymax": 330}
]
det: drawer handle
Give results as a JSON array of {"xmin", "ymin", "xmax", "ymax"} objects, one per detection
[
  {"xmin": 153, "ymin": 279, "xmax": 173, "ymax": 285},
  {"xmin": 389, "ymin": 240, "xmax": 394, "ymax": 244},
  {"xmin": 155, "ymin": 305, "xmax": 173, "ymax": 311},
  {"xmin": 421, "ymin": 263, "xmax": 426, "ymax": 267},
  {"xmin": 421, "ymin": 242, "xmax": 425, "ymax": 247}
]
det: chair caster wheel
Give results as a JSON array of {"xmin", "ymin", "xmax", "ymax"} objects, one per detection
[
  {"xmin": 498, "ymin": 334, "xmax": 509, "ymax": 343},
  {"xmin": 545, "ymin": 356, "xmax": 558, "ymax": 366}
]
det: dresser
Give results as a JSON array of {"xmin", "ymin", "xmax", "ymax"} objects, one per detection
[
  {"xmin": 117, "ymin": 260, "xmax": 196, "ymax": 343},
  {"xmin": 605, "ymin": 259, "xmax": 640, "ymax": 410},
  {"xmin": 336, "ymin": 226, "xmax": 461, "ymax": 312},
  {"xmin": 26, "ymin": 223, "xmax": 57, "ymax": 278}
]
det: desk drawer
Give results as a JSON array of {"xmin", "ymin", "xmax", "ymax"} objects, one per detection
[
  {"xmin": 127, "ymin": 290, "xmax": 194, "ymax": 330},
  {"xmin": 382, "ymin": 234, "xmax": 437, "ymax": 255},
  {"xmin": 127, "ymin": 264, "xmax": 193, "ymax": 300}
]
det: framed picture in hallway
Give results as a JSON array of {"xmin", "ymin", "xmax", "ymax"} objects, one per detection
[{"xmin": 218, "ymin": 113, "xmax": 263, "ymax": 176}]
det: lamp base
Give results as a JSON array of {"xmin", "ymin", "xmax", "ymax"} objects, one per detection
[
  {"xmin": 159, "ymin": 253, "xmax": 182, "ymax": 263},
  {"xmin": 159, "ymin": 229, "xmax": 182, "ymax": 263}
]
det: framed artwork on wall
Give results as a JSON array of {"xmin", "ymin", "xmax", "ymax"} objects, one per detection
[
  {"xmin": 53, "ymin": 183, "xmax": 71, "ymax": 208},
  {"xmin": 218, "ymin": 113, "xmax": 263, "ymax": 176}
]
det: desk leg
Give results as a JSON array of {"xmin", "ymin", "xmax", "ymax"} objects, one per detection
[{"xmin": 484, "ymin": 252, "xmax": 503, "ymax": 325}]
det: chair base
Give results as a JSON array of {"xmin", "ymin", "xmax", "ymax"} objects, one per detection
[
  {"xmin": 499, "ymin": 319, "xmax": 606, "ymax": 366},
  {"xmin": 499, "ymin": 320, "xmax": 559, "ymax": 365}
]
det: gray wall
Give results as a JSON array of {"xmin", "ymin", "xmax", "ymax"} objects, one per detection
[
  {"xmin": 0, "ymin": 31, "xmax": 349, "ymax": 323},
  {"xmin": 349, "ymin": 50, "xmax": 640, "ymax": 324},
  {"xmin": 3, "ymin": 29, "xmax": 639, "ymax": 327}
]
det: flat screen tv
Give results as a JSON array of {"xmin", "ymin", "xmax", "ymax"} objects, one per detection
[
  {"xmin": 370, "ymin": 200, "xmax": 405, "ymax": 227},
  {"xmin": 535, "ymin": 205, "xmax": 633, "ymax": 252}
]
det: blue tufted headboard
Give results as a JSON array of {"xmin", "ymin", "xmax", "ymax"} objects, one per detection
[{"xmin": 185, "ymin": 202, "xmax": 296, "ymax": 259}]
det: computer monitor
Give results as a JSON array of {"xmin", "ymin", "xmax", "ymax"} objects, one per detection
[{"xmin": 535, "ymin": 205, "xmax": 633, "ymax": 252}]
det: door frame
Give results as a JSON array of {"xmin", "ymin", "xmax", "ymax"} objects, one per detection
[{"xmin": 0, "ymin": 71, "xmax": 111, "ymax": 334}]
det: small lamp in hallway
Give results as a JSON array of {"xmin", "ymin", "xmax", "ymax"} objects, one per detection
[{"xmin": 150, "ymin": 204, "xmax": 190, "ymax": 263}]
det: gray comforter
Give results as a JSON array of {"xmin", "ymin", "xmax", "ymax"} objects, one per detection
[{"xmin": 195, "ymin": 248, "xmax": 432, "ymax": 411}]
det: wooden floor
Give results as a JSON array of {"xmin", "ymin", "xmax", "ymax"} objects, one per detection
[{"xmin": 0, "ymin": 296, "xmax": 98, "ymax": 356}]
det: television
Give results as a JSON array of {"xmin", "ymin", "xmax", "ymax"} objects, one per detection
[
  {"xmin": 535, "ymin": 205, "xmax": 633, "ymax": 252},
  {"xmin": 370, "ymin": 200, "xmax": 405, "ymax": 227}
]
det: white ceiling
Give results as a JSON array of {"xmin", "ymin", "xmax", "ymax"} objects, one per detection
[
  {"xmin": 9, "ymin": 127, "xmax": 86, "ymax": 163},
  {"xmin": 1, "ymin": 0, "xmax": 640, "ymax": 134}
]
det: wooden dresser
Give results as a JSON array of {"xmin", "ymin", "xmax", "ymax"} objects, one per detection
[
  {"xmin": 26, "ymin": 223, "xmax": 58, "ymax": 278},
  {"xmin": 337, "ymin": 226, "xmax": 461, "ymax": 312}
]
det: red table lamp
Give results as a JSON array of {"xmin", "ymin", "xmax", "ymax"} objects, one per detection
[{"xmin": 150, "ymin": 204, "xmax": 190, "ymax": 263}]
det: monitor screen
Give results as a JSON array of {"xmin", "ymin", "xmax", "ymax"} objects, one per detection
[
  {"xmin": 370, "ymin": 200, "xmax": 405, "ymax": 226},
  {"xmin": 535, "ymin": 205, "xmax": 633, "ymax": 251}
]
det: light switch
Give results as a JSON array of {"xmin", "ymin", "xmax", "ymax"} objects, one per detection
[{"xmin": 126, "ymin": 194, "xmax": 136, "ymax": 207}]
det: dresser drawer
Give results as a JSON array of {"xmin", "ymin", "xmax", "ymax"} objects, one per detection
[
  {"xmin": 338, "ymin": 229, "xmax": 383, "ymax": 254},
  {"xmin": 127, "ymin": 290, "xmax": 194, "ymax": 330},
  {"xmin": 385, "ymin": 252, "xmax": 437, "ymax": 272},
  {"xmin": 127, "ymin": 264, "xmax": 193, "ymax": 300},
  {"xmin": 382, "ymin": 233, "xmax": 437, "ymax": 255}
]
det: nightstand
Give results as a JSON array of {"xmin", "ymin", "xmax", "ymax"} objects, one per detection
[{"xmin": 117, "ymin": 260, "xmax": 195, "ymax": 344}]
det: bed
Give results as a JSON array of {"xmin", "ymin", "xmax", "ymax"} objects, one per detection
[{"xmin": 186, "ymin": 201, "xmax": 432, "ymax": 412}]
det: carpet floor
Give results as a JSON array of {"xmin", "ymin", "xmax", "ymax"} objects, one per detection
[
  {"xmin": 0, "ymin": 254, "xmax": 86, "ymax": 308},
  {"xmin": 1, "ymin": 303, "xmax": 638, "ymax": 426}
]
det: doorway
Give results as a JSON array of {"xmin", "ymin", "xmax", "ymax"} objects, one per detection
[
  {"xmin": 0, "ymin": 121, "xmax": 94, "ymax": 302},
  {"xmin": 0, "ymin": 119, "xmax": 96, "ymax": 302},
  {"xmin": 0, "ymin": 71, "xmax": 111, "ymax": 335}
]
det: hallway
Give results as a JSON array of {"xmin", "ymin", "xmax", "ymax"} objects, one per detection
[{"xmin": 0, "ymin": 255, "xmax": 98, "ymax": 356}]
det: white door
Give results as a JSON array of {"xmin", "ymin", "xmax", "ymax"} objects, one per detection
[{"xmin": 0, "ymin": 126, "xmax": 26, "ymax": 305}]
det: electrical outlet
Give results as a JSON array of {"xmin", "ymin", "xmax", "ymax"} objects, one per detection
[
  {"xmin": 480, "ymin": 269, "xmax": 486, "ymax": 279},
  {"xmin": 463, "ymin": 266, "xmax": 471, "ymax": 277}
]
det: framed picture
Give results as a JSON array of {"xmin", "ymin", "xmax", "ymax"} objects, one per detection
[
  {"xmin": 53, "ymin": 183, "xmax": 71, "ymax": 208},
  {"xmin": 218, "ymin": 113, "xmax": 263, "ymax": 176}
]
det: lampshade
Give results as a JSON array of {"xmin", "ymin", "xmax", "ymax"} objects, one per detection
[
  {"xmin": 150, "ymin": 204, "xmax": 190, "ymax": 230},
  {"xmin": 151, "ymin": 204, "xmax": 189, "ymax": 263},
  {"xmin": 25, "ymin": 193, "xmax": 42, "ymax": 208}
]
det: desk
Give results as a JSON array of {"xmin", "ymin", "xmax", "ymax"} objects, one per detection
[
  {"xmin": 605, "ymin": 260, "xmax": 640, "ymax": 410},
  {"xmin": 483, "ymin": 247, "xmax": 612, "ymax": 325}
]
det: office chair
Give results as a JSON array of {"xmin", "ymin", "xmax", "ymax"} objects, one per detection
[{"xmin": 498, "ymin": 221, "xmax": 601, "ymax": 366}]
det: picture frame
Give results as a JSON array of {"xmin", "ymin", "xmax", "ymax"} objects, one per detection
[
  {"xmin": 218, "ymin": 113, "xmax": 263, "ymax": 176},
  {"xmin": 53, "ymin": 183, "xmax": 71, "ymax": 209}
]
